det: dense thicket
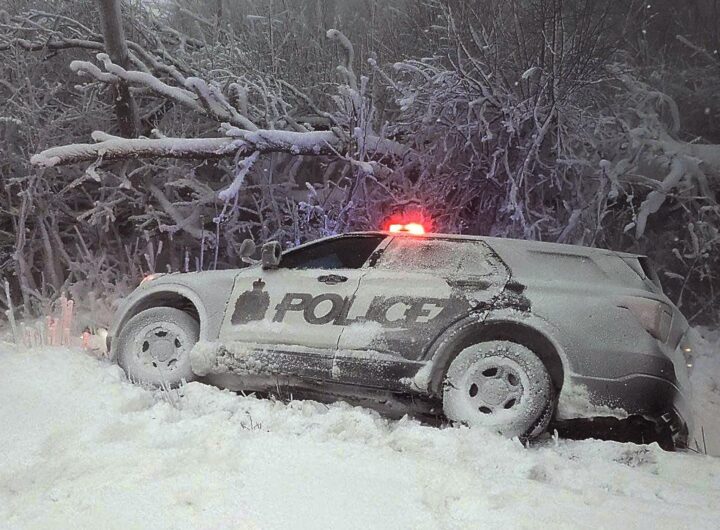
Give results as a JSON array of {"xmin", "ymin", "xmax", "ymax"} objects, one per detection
[{"xmin": 1, "ymin": 0, "xmax": 719, "ymax": 326}]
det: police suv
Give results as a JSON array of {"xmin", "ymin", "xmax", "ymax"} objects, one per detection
[{"xmin": 109, "ymin": 227, "xmax": 694, "ymax": 447}]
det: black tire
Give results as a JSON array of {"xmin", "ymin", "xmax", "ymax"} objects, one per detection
[
  {"xmin": 116, "ymin": 307, "xmax": 199, "ymax": 387},
  {"xmin": 442, "ymin": 340, "xmax": 554, "ymax": 439}
]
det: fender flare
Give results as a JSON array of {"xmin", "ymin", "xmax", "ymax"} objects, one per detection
[{"xmin": 110, "ymin": 283, "xmax": 210, "ymax": 342}]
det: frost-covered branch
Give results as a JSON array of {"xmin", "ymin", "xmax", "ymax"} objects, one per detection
[
  {"xmin": 70, "ymin": 53, "xmax": 259, "ymax": 130},
  {"xmin": 30, "ymin": 130, "xmax": 343, "ymax": 167},
  {"xmin": 0, "ymin": 10, "xmax": 189, "ymax": 80},
  {"xmin": 326, "ymin": 29, "xmax": 357, "ymax": 92},
  {"xmin": 72, "ymin": 54, "xmax": 200, "ymax": 110},
  {"xmin": 149, "ymin": 184, "xmax": 205, "ymax": 239},
  {"xmin": 218, "ymin": 151, "xmax": 260, "ymax": 201},
  {"xmin": 185, "ymin": 77, "xmax": 258, "ymax": 131},
  {"xmin": 30, "ymin": 126, "xmax": 411, "ymax": 167},
  {"xmin": 0, "ymin": 36, "xmax": 103, "ymax": 52},
  {"xmin": 31, "ymin": 136, "xmax": 237, "ymax": 167}
]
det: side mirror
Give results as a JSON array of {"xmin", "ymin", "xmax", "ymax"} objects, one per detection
[
  {"xmin": 238, "ymin": 239, "xmax": 257, "ymax": 265},
  {"xmin": 261, "ymin": 241, "xmax": 282, "ymax": 269}
]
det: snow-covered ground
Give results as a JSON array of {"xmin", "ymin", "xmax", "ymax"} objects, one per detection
[
  {"xmin": 691, "ymin": 327, "xmax": 720, "ymax": 456},
  {"xmin": 1, "ymin": 345, "xmax": 720, "ymax": 530}
]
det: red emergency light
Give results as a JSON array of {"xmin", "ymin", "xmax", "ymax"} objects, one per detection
[
  {"xmin": 387, "ymin": 222, "xmax": 426, "ymax": 235},
  {"xmin": 383, "ymin": 210, "xmax": 432, "ymax": 234}
]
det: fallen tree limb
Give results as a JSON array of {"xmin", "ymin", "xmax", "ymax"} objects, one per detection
[
  {"xmin": 30, "ymin": 130, "xmax": 343, "ymax": 167},
  {"xmin": 30, "ymin": 128, "xmax": 411, "ymax": 168}
]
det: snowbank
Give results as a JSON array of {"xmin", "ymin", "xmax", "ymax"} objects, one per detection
[
  {"xmin": 689, "ymin": 327, "xmax": 720, "ymax": 456},
  {"xmin": 1, "ymin": 346, "xmax": 719, "ymax": 530}
]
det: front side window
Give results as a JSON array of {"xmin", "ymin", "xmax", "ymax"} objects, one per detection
[
  {"xmin": 376, "ymin": 238, "xmax": 493, "ymax": 275},
  {"xmin": 280, "ymin": 236, "xmax": 385, "ymax": 270}
]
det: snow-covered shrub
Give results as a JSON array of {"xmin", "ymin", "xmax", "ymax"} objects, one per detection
[{"xmin": 376, "ymin": 2, "xmax": 720, "ymax": 323}]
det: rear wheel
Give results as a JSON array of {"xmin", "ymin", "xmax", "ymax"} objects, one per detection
[
  {"xmin": 116, "ymin": 307, "xmax": 199, "ymax": 387},
  {"xmin": 443, "ymin": 340, "xmax": 554, "ymax": 439}
]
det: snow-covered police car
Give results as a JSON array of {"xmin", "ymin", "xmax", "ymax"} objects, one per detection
[{"xmin": 109, "ymin": 227, "xmax": 693, "ymax": 447}]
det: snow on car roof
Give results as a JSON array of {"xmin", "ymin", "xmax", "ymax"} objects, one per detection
[{"xmin": 340, "ymin": 231, "xmax": 644, "ymax": 259}]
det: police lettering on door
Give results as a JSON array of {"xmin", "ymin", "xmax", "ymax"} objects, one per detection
[{"xmin": 231, "ymin": 280, "xmax": 447, "ymax": 327}]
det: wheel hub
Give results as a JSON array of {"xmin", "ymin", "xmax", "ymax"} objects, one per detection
[
  {"xmin": 478, "ymin": 378, "xmax": 511, "ymax": 406},
  {"xmin": 466, "ymin": 361, "xmax": 524, "ymax": 414},
  {"xmin": 135, "ymin": 323, "xmax": 186, "ymax": 371},
  {"xmin": 146, "ymin": 338, "xmax": 175, "ymax": 362}
]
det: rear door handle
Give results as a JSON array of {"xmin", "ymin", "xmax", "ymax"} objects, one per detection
[{"xmin": 317, "ymin": 274, "xmax": 348, "ymax": 285}]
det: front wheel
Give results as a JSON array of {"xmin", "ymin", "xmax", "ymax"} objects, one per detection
[
  {"xmin": 442, "ymin": 340, "xmax": 554, "ymax": 439},
  {"xmin": 116, "ymin": 307, "xmax": 199, "ymax": 387}
]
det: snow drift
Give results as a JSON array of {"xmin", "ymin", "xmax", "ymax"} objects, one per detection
[{"xmin": 1, "ymin": 345, "xmax": 719, "ymax": 530}]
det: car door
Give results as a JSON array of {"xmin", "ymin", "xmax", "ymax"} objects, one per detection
[
  {"xmin": 219, "ymin": 234, "xmax": 387, "ymax": 380},
  {"xmin": 333, "ymin": 236, "xmax": 508, "ymax": 388}
]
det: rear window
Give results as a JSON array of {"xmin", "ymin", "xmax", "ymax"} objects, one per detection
[{"xmin": 375, "ymin": 238, "xmax": 494, "ymax": 274}]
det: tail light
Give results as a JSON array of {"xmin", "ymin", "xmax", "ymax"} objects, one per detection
[{"xmin": 618, "ymin": 297, "xmax": 672, "ymax": 342}]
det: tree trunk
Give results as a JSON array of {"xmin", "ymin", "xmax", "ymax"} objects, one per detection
[{"xmin": 97, "ymin": 0, "xmax": 139, "ymax": 137}]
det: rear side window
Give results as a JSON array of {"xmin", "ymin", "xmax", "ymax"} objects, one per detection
[
  {"xmin": 280, "ymin": 236, "xmax": 385, "ymax": 270},
  {"xmin": 639, "ymin": 256, "xmax": 664, "ymax": 292},
  {"xmin": 375, "ymin": 238, "xmax": 494, "ymax": 274},
  {"xmin": 619, "ymin": 255, "xmax": 663, "ymax": 293}
]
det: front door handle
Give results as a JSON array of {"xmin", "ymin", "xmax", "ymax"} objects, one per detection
[{"xmin": 317, "ymin": 274, "xmax": 348, "ymax": 285}]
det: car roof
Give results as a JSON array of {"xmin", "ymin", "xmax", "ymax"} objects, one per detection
[{"xmin": 336, "ymin": 231, "xmax": 644, "ymax": 259}]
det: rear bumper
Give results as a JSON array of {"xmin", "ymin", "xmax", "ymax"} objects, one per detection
[
  {"xmin": 561, "ymin": 316, "xmax": 693, "ymax": 443},
  {"xmin": 552, "ymin": 410, "xmax": 687, "ymax": 450},
  {"xmin": 566, "ymin": 373, "xmax": 690, "ymax": 448}
]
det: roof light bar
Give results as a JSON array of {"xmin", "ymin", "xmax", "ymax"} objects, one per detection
[{"xmin": 388, "ymin": 222, "xmax": 426, "ymax": 235}]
